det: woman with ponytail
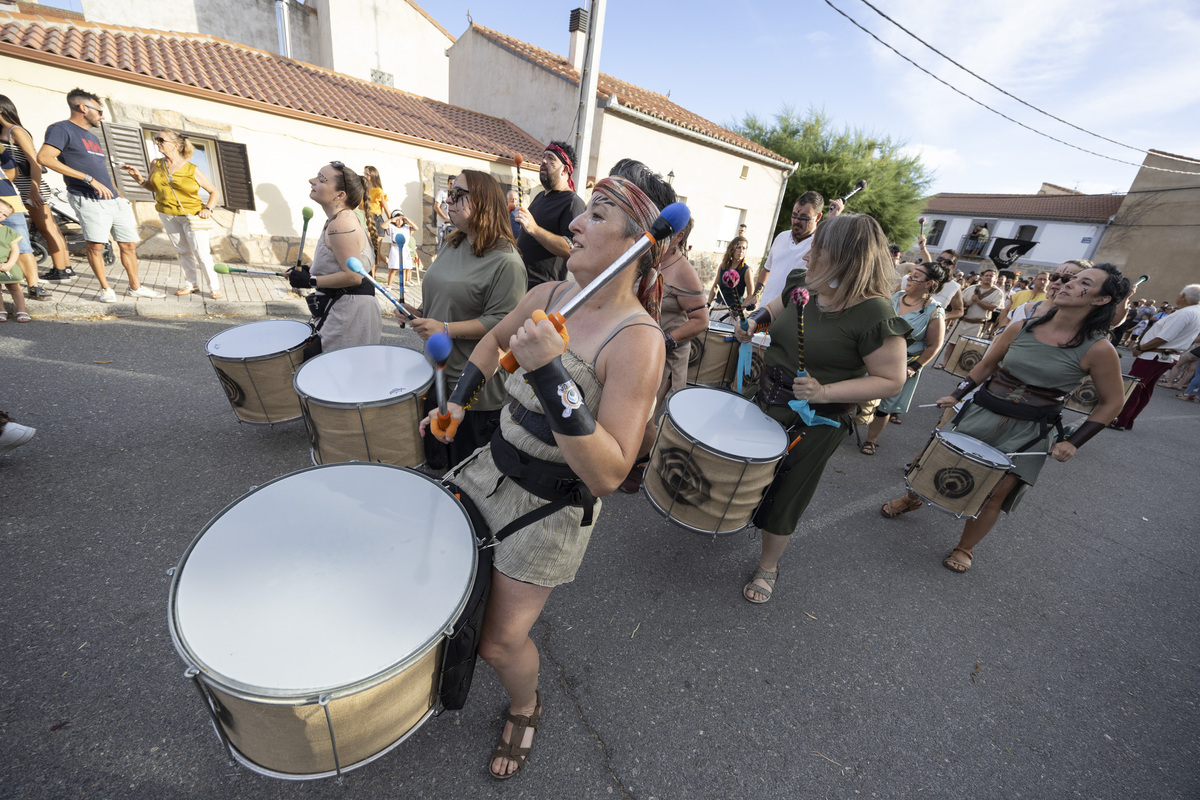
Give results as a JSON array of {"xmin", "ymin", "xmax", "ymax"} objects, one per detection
[{"xmin": 284, "ymin": 161, "xmax": 380, "ymax": 353}]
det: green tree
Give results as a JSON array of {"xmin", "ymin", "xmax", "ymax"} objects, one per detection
[{"xmin": 737, "ymin": 106, "xmax": 932, "ymax": 249}]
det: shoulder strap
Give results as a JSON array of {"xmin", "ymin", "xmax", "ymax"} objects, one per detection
[{"xmin": 592, "ymin": 313, "xmax": 659, "ymax": 367}]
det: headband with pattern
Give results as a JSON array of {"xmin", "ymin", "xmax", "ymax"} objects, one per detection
[
  {"xmin": 591, "ymin": 175, "xmax": 664, "ymax": 320},
  {"xmin": 545, "ymin": 144, "xmax": 575, "ymax": 191}
]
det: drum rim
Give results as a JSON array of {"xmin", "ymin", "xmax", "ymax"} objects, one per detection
[
  {"xmin": 641, "ymin": 482, "xmax": 749, "ymax": 535},
  {"xmin": 205, "ymin": 319, "xmax": 315, "ymax": 362},
  {"xmin": 933, "ymin": 429, "xmax": 1013, "ymax": 468},
  {"xmin": 167, "ymin": 463, "xmax": 477, "ymax": 702},
  {"xmin": 293, "ymin": 344, "xmax": 435, "ymax": 407},
  {"xmin": 664, "ymin": 386, "xmax": 788, "ymax": 462}
]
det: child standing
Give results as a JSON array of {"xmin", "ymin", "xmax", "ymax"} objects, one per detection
[{"xmin": 0, "ymin": 198, "xmax": 31, "ymax": 322}]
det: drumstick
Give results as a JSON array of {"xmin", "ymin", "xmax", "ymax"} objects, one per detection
[
  {"xmin": 918, "ymin": 216, "xmax": 927, "ymax": 236},
  {"xmin": 297, "ymin": 206, "xmax": 314, "ymax": 268},
  {"xmin": 917, "ymin": 403, "xmax": 942, "ymax": 408},
  {"xmin": 426, "ymin": 332, "xmax": 456, "ymax": 439},
  {"xmin": 836, "ymin": 179, "xmax": 867, "ymax": 205},
  {"xmin": 498, "ymin": 202, "xmax": 691, "ymax": 373},
  {"xmin": 1007, "ymin": 451, "xmax": 1049, "ymax": 456},
  {"xmin": 722, "ymin": 269, "xmax": 748, "ymax": 330},
  {"xmin": 346, "ymin": 257, "xmax": 416, "ymax": 320},
  {"xmin": 791, "ymin": 287, "xmax": 810, "ymax": 373},
  {"xmin": 213, "ymin": 264, "xmax": 285, "ymax": 277},
  {"xmin": 514, "ymin": 154, "xmax": 524, "ymax": 208}
]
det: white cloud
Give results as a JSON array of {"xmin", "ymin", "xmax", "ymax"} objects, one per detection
[{"xmin": 901, "ymin": 143, "xmax": 964, "ymax": 174}]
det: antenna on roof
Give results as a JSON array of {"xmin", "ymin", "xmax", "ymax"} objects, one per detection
[{"xmin": 467, "ymin": 11, "xmax": 473, "ymax": 24}]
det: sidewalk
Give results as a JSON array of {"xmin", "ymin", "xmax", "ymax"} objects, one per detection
[{"xmin": 11, "ymin": 254, "xmax": 421, "ymax": 320}]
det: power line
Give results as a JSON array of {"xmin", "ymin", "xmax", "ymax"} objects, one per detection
[
  {"xmin": 823, "ymin": 0, "xmax": 1200, "ymax": 177},
  {"xmin": 853, "ymin": 0, "xmax": 1199, "ymax": 166}
]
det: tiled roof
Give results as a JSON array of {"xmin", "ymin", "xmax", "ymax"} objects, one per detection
[
  {"xmin": 923, "ymin": 192, "xmax": 1125, "ymax": 222},
  {"xmin": 470, "ymin": 24, "xmax": 792, "ymax": 168},
  {"xmin": 0, "ymin": 12, "xmax": 542, "ymax": 163}
]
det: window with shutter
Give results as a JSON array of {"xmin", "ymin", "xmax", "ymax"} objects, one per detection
[
  {"xmin": 215, "ymin": 141, "xmax": 255, "ymax": 211},
  {"xmin": 99, "ymin": 122, "xmax": 154, "ymax": 202}
]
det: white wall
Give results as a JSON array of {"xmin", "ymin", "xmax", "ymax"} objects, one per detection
[
  {"xmin": 593, "ymin": 113, "xmax": 786, "ymax": 270},
  {"xmin": 78, "ymin": 0, "xmax": 320, "ymax": 64},
  {"xmin": 925, "ymin": 213, "xmax": 1103, "ymax": 269},
  {"xmin": 310, "ymin": 0, "xmax": 453, "ymax": 101},
  {"xmin": 1, "ymin": 57, "xmax": 496, "ymax": 262},
  {"xmin": 448, "ymin": 28, "xmax": 578, "ymax": 144}
]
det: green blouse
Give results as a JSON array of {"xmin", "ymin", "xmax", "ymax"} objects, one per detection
[{"xmin": 763, "ymin": 272, "xmax": 912, "ymax": 385}]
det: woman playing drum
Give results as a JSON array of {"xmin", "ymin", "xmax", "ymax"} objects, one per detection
[
  {"xmin": 398, "ymin": 170, "xmax": 526, "ymax": 470},
  {"xmin": 736, "ymin": 214, "xmax": 910, "ymax": 603},
  {"xmin": 860, "ymin": 260, "xmax": 948, "ymax": 455},
  {"xmin": 424, "ymin": 174, "xmax": 669, "ymax": 779},
  {"xmin": 881, "ymin": 264, "xmax": 1130, "ymax": 573},
  {"xmin": 285, "ymin": 162, "xmax": 381, "ymax": 354}
]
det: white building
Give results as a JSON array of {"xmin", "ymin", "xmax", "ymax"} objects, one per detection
[
  {"xmin": 448, "ymin": 20, "xmax": 793, "ymax": 267},
  {"xmin": 921, "ymin": 192, "xmax": 1125, "ymax": 273}
]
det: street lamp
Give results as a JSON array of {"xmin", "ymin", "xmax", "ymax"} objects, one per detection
[{"xmin": 667, "ymin": 170, "xmax": 675, "ymax": 184}]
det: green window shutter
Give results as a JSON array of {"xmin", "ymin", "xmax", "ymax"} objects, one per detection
[
  {"xmin": 215, "ymin": 140, "xmax": 255, "ymax": 211},
  {"xmin": 98, "ymin": 122, "xmax": 154, "ymax": 202}
]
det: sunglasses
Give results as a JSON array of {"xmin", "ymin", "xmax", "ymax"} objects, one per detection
[
  {"xmin": 154, "ymin": 137, "xmax": 169, "ymax": 144},
  {"xmin": 937, "ymin": 257, "xmax": 954, "ymax": 265},
  {"xmin": 330, "ymin": 161, "xmax": 345, "ymax": 170},
  {"xmin": 447, "ymin": 187, "xmax": 470, "ymax": 204},
  {"xmin": 1047, "ymin": 274, "xmax": 1073, "ymax": 283}
]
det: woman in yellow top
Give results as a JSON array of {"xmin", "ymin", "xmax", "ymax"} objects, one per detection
[
  {"xmin": 121, "ymin": 129, "xmax": 222, "ymax": 298},
  {"xmin": 363, "ymin": 165, "xmax": 390, "ymax": 276}
]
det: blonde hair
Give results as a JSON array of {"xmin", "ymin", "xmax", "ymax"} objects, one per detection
[
  {"xmin": 158, "ymin": 128, "xmax": 194, "ymax": 160},
  {"xmin": 806, "ymin": 214, "xmax": 895, "ymax": 308}
]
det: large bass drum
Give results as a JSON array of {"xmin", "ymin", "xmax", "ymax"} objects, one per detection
[
  {"xmin": 687, "ymin": 321, "xmax": 769, "ymax": 388},
  {"xmin": 168, "ymin": 463, "xmax": 476, "ymax": 779}
]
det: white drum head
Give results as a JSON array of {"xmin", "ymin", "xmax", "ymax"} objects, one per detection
[
  {"xmin": 294, "ymin": 345, "xmax": 433, "ymax": 404},
  {"xmin": 708, "ymin": 321, "xmax": 735, "ymax": 336},
  {"xmin": 206, "ymin": 320, "xmax": 312, "ymax": 359},
  {"xmin": 170, "ymin": 464, "xmax": 475, "ymax": 695},
  {"xmin": 667, "ymin": 387, "xmax": 787, "ymax": 459},
  {"xmin": 937, "ymin": 430, "xmax": 1012, "ymax": 468}
]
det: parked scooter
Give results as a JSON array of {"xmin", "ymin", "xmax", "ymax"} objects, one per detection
[{"xmin": 28, "ymin": 186, "xmax": 115, "ymax": 270}]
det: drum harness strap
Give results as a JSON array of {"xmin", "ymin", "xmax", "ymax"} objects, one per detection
[
  {"xmin": 953, "ymin": 368, "xmax": 1068, "ymax": 452},
  {"xmin": 306, "ymin": 282, "xmax": 375, "ymax": 333}
]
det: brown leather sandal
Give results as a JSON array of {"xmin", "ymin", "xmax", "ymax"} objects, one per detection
[
  {"xmin": 881, "ymin": 493, "xmax": 923, "ymax": 518},
  {"xmin": 943, "ymin": 547, "xmax": 973, "ymax": 573},
  {"xmin": 489, "ymin": 690, "xmax": 542, "ymax": 780}
]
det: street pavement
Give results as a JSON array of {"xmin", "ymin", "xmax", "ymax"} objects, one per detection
[{"xmin": 1, "ymin": 286, "xmax": 1197, "ymax": 799}]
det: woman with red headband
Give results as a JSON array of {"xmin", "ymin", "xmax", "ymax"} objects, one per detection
[{"xmin": 425, "ymin": 171, "xmax": 671, "ymax": 780}]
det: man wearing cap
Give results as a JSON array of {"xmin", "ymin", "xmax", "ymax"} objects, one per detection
[{"xmin": 514, "ymin": 141, "xmax": 585, "ymax": 289}]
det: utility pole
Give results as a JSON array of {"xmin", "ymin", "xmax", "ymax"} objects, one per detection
[{"xmin": 572, "ymin": 0, "xmax": 605, "ymax": 190}]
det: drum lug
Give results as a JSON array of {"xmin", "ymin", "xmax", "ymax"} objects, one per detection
[
  {"xmin": 166, "ymin": 567, "xmax": 176, "ymax": 577},
  {"xmin": 184, "ymin": 667, "xmax": 236, "ymax": 767},
  {"xmin": 318, "ymin": 694, "xmax": 345, "ymax": 783}
]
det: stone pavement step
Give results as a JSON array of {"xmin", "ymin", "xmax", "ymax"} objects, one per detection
[{"xmin": 4, "ymin": 254, "xmax": 422, "ymax": 320}]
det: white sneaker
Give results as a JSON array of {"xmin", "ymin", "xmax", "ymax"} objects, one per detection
[
  {"xmin": 0, "ymin": 422, "xmax": 36, "ymax": 456},
  {"xmin": 98, "ymin": 287, "xmax": 117, "ymax": 303},
  {"xmin": 128, "ymin": 285, "xmax": 164, "ymax": 299}
]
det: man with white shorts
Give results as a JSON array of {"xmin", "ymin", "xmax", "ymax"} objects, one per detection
[{"xmin": 37, "ymin": 88, "xmax": 161, "ymax": 303}]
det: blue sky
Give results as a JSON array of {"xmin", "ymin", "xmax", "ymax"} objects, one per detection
[{"xmin": 428, "ymin": 0, "xmax": 1200, "ymax": 197}]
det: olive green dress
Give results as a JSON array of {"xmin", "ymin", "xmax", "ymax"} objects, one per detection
[
  {"xmin": 756, "ymin": 273, "xmax": 911, "ymax": 533},
  {"xmin": 952, "ymin": 322, "xmax": 1105, "ymax": 512}
]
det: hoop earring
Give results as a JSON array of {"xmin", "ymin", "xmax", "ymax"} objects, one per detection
[{"xmin": 829, "ymin": 277, "xmax": 840, "ymax": 289}]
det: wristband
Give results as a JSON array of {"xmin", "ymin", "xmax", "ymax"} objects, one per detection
[
  {"xmin": 448, "ymin": 361, "xmax": 488, "ymax": 410},
  {"xmin": 524, "ymin": 356, "xmax": 596, "ymax": 436},
  {"xmin": 663, "ymin": 331, "xmax": 679, "ymax": 351},
  {"xmin": 749, "ymin": 306, "xmax": 773, "ymax": 329},
  {"xmin": 950, "ymin": 376, "xmax": 978, "ymax": 401},
  {"xmin": 1065, "ymin": 420, "xmax": 1104, "ymax": 449},
  {"xmin": 84, "ymin": 174, "xmax": 93, "ymax": 184},
  {"xmin": 443, "ymin": 322, "xmax": 450, "ymax": 339}
]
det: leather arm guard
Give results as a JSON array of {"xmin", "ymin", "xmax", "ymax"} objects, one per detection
[
  {"xmin": 1065, "ymin": 420, "xmax": 1105, "ymax": 449},
  {"xmin": 523, "ymin": 357, "xmax": 596, "ymax": 436},
  {"xmin": 448, "ymin": 362, "xmax": 488, "ymax": 410},
  {"xmin": 951, "ymin": 376, "xmax": 979, "ymax": 400}
]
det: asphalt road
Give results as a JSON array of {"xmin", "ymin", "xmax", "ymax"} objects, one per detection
[{"xmin": 1, "ymin": 316, "xmax": 1197, "ymax": 799}]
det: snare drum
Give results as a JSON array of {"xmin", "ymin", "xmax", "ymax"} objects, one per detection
[
  {"xmin": 905, "ymin": 430, "xmax": 1012, "ymax": 518},
  {"xmin": 168, "ymin": 463, "xmax": 476, "ymax": 779},
  {"xmin": 687, "ymin": 321, "xmax": 769, "ymax": 388},
  {"xmin": 944, "ymin": 335, "xmax": 991, "ymax": 379},
  {"xmin": 645, "ymin": 386, "xmax": 788, "ymax": 534},
  {"xmin": 206, "ymin": 320, "xmax": 314, "ymax": 424},
  {"xmin": 1064, "ymin": 373, "xmax": 1138, "ymax": 415},
  {"xmin": 294, "ymin": 345, "xmax": 433, "ymax": 467}
]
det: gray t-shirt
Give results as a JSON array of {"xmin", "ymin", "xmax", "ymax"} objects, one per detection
[{"xmin": 421, "ymin": 238, "xmax": 527, "ymax": 411}]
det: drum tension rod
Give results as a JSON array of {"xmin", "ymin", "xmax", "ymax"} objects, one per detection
[
  {"xmin": 184, "ymin": 668, "xmax": 236, "ymax": 767},
  {"xmin": 319, "ymin": 694, "xmax": 345, "ymax": 783}
]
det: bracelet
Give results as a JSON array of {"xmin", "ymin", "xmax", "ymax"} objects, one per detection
[
  {"xmin": 663, "ymin": 331, "xmax": 678, "ymax": 351},
  {"xmin": 83, "ymin": 174, "xmax": 93, "ymax": 184},
  {"xmin": 443, "ymin": 322, "xmax": 450, "ymax": 339}
]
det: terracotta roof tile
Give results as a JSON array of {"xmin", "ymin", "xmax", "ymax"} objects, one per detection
[
  {"xmin": 0, "ymin": 13, "xmax": 543, "ymax": 163},
  {"xmin": 923, "ymin": 192, "xmax": 1125, "ymax": 222},
  {"xmin": 471, "ymin": 24, "xmax": 792, "ymax": 167}
]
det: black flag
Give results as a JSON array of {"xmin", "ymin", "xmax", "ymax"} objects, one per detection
[{"xmin": 988, "ymin": 238, "xmax": 1037, "ymax": 268}]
